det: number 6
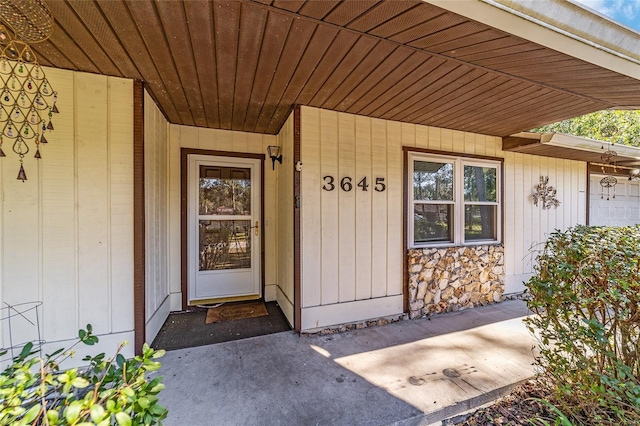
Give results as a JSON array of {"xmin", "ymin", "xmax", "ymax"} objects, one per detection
[{"xmin": 341, "ymin": 177, "xmax": 352, "ymax": 191}]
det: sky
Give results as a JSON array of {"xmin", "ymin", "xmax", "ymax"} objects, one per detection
[{"xmin": 572, "ymin": 0, "xmax": 640, "ymax": 32}]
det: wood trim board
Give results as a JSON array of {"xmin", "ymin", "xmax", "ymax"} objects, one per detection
[
  {"xmin": 133, "ymin": 80, "xmax": 146, "ymax": 355},
  {"xmin": 293, "ymin": 105, "xmax": 302, "ymax": 332}
]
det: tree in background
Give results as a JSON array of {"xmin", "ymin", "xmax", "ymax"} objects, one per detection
[{"xmin": 531, "ymin": 109, "xmax": 640, "ymax": 147}]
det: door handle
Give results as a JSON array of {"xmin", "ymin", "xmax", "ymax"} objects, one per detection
[{"xmin": 255, "ymin": 221, "xmax": 259, "ymax": 236}]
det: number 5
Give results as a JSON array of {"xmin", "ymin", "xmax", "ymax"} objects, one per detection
[{"xmin": 374, "ymin": 177, "xmax": 386, "ymax": 192}]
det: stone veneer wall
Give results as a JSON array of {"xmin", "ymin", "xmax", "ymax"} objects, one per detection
[{"xmin": 408, "ymin": 245, "xmax": 505, "ymax": 319}]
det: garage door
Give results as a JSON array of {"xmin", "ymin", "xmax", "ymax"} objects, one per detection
[{"xmin": 589, "ymin": 174, "xmax": 640, "ymax": 226}]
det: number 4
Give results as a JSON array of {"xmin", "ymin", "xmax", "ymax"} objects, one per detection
[{"xmin": 357, "ymin": 177, "xmax": 369, "ymax": 191}]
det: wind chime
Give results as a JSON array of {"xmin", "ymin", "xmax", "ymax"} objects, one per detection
[
  {"xmin": 0, "ymin": 0, "xmax": 58, "ymax": 181},
  {"xmin": 599, "ymin": 141, "xmax": 618, "ymax": 200}
]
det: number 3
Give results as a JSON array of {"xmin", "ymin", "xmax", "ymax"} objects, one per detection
[{"xmin": 322, "ymin": 176, "xmax": 335, "ymax": 191}]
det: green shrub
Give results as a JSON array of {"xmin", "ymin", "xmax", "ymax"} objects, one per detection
[
  {"xmin": 525, "ymin": 225, "xmax": 640, "ymax": 425},
  {"xmin": 0, "ymin": 325, "xmax": 167, "ymax": 425}
]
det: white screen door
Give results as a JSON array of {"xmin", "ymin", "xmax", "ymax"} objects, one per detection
[{"xmin": 188, "ymin": 155, "xmax": 261, "ymax": 304}]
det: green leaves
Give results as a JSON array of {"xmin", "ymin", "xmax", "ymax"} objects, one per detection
[
  {"xmin": 525, "ymin": 225, "xmax": 640, "ymax": 424},
  {"xmin": 531, "ymin": 110, "xmax": 640, "ymax": 147},
  {"xmin": 115, "ymin": 411, "xmax": 132, "ymax": 426},
  {"xmin": 0, "ymin": 325, "xmax": 168, "ymax": 426}
]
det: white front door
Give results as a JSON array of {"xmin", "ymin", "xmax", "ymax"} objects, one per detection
[{"xmin": 188, "ymin": 155, "xmax": 262, "ymax": 304}]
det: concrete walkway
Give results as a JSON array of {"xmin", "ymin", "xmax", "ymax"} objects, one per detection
[{"xmin": 156, "ymin": 300, "xmax": 537, "ymax": 426}]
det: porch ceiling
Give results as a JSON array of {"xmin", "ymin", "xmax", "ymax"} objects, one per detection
[{"xmin": 31, "ymin": 0, "xmax": 640, "ymax": 137}]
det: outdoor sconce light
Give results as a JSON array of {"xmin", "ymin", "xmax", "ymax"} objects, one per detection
[
  {"xmin": 267, "ymin": 145, "xmax": 282, "ymax": 170},
  {"xmin": 629, "ymin": 168, "xmax": 640, "ymax": 181}
]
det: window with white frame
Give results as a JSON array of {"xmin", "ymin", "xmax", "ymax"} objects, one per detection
[{"xmin": 408, "ymin": 152, "xmax": 501, "ymax": 247}]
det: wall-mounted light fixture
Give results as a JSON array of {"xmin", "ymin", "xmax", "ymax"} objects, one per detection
[
  {"xmin": 267, "ymin": 145, "xmax": 282, "ymax": 170},
  {"xmin": 629, "ymin": 168, "xmax": 640, "ymax": 181}
]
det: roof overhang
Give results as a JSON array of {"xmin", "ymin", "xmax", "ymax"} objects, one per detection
[
  {"xmin": 503, "ymin": 132, "xmax": 640, "ymax": 168},
  {"xmin": 22, "ymin": 0, "xmax": 640, "ymax": 136}
]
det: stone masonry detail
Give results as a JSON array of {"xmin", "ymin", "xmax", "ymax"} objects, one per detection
[{"xmin": 408, "ymin": 245, "xmax": 505, "ymax": 319}]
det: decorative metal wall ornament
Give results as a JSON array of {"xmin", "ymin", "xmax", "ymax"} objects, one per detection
[
  {"xmin": 532, "ymin": 176, "xmax": 560, "ymax": 209},
  {"xmin": 0, "ymin": 0, "xmax": 58, "ymax": 181}
]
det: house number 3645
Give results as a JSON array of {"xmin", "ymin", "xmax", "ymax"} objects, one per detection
[{"xmin": 322, "ymin": 176, "xmax": 386, "ymax": 192}]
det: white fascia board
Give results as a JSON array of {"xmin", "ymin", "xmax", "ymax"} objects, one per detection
[
  {"xmin": 546, "ymin": 133, "xmax": 640, "ymax": 159},
  {"xmin": 512, "ymin": 131, "xmax": 640, "ymax": 159},
  {"xmin": 425, "ymin": 0, "xmax": 640, "ymax": 82}
]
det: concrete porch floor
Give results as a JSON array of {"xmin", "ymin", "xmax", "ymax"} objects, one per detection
[{"xmin": 156, "ymin": 299, "xmax": 537, "ymax": 426}]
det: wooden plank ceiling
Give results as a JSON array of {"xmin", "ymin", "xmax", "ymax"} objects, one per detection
[{"xmin": 29, "ymin": 0, "xmax": 640, "ymax": 136}]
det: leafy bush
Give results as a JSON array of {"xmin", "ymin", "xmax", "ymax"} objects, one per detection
[
  {"xmin": 525, "ymin": 225, "xmax": 640, "ymax": 425},
  {"xmin": 0, "ymin": 325, "xmax": 167, "ymax": 425}
]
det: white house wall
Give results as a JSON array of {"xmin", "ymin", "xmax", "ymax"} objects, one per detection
[
  {"xmin": 298, "ymin": 106, "xmax": 586, "ymax": 329},
  {"xmin": 144, "ymin": 90, "xmax": 170, "ymax": 344},
  {"xmin": 504, "ymin": 153, "xmax": 586, "ymax": 292},
  {"xmin": 276, "ymin": 114, "xmax": 295, "ymax": 326},
  {"xmin": 167, "ymin": 124, "xmax": 278, "ymax": 311},
  {"xmin": 0, "ymin": 68, "xmax": 135, "ymax": 361},
  {"xmin": 299, "ymin": 106, "xmax": 404, "ymax": 330}
]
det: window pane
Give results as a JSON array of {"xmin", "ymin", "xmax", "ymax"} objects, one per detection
[
  {"xmin": 199, "ymin": 220, "xmax": 251, "ymax": 270},
  {"xmin": 464, "ymin": 205, "xmax": 497, "ymax": 241},
  {"xmin": 414, "ymin": 204, "xmax": 453, "ymax": 243},
  {"xmin": 464, "ymin": 165, "xmax": 497, "ymax": 202},
  {"xmin": 413, "ymin": 161, "xmax": 453, "ymax": 201},
  {"xmin": 199, "ymin": 165, "xmax": 251, "ymax": 215}
]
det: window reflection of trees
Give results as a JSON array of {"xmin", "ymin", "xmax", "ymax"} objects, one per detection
[
  {"xmin": 464, "ymin": 166, "xmax": 497, "ymax": 240},
  {"xmin": 199, "ymin": 166, "xmax": 251, "ymax": 215},
  {"xmin": 413, "ymin": 162, "xmax": 454, "ymax": 242},
  {"xmin": 199, "ymin": 220, "xmax": 251, "ymax": 271},
  {"xmin": 413, "ymin": 162, "xmax": 453, "ymax": 201},
  {"xmin": 412, "ymin": 161, "xmax": 498, "ymax": 243}
]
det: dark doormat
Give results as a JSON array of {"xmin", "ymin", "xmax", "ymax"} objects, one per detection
[
  {"xmin": 151, "ymin": 301, "xmax": 291, "ymax": 351},
  {"xmin": 205, "ymin": 300, "xmax": 268, "ymax": 324}
]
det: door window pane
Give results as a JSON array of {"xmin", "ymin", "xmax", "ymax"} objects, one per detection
[
  {"xmin": 413, "ymin": 161, "xmax": 453, "ymax": 201},
  {"xmin": 199, "ymin": 166, "xmax": 251, "ymax": 215},
  {"xmin": 199, "ymin": 220, "xmax": 251, "ymax": 271},
  {"xmin": 414, "ymin": 204, "xmax": 453, "ymax": 243},
  {"xmin": 464, "ymin": 165, "xmax": 497, "ymax": 202},
  {"xmin": 464, "ymin": 205, "xmax": 497, "ymax": 241}
]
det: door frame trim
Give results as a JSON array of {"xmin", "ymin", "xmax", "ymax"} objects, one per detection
[
  {"xmin": 181, "ymin": 148, "xmax": 265, "ymax": 310},
  {"xmin": 133, "ymin": 80, "xmax": 145, "ymax": 354}
]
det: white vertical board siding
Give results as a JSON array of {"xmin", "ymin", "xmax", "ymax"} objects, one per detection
[
  {"xmin": 144, "ymin": 90, "xmax": 170, "ymax": 343},
  {"xmin": 370, "ymin": 118, "xmax": 388, "ymax": 299},
  {"xmin": 298, "ymin": 106, "xmax": 586, "ymax": 329},
  {"xmin": 41, "ymin": 68, "xmax": 76, "ymax": 342},
  {"xmin": 337, "ymin": 114, "xmax": 356, "ymax": 302},
  {"xmin": 108, "ymin": 79, "xmax": 135, "ymax": 334},
  {"xmin": 503, "ymin": 154, "xmax": 586, "ymax": 293},
  {"xmin": 276, "ymin": 114, "xmax": 295, "ymax": 325},
  {"xmin": 299, "ymin": 106, "xmax": 404, "ymax": 330},
  {"xmin": 0, "ymin": 68, "xmax": 134, "ymax": 358},
  {"xmin": 76, "ymin": 73, "xmax": 110, "ymax": 335},
  {"xmin": 301, "ymin": 109, "xmax": 321, "ymax": 308},
  {"xmin": 319, "ymin": 109, "xmax": 339, "ymax": 305},
  {"xmin": 355, "ymin": 116, "xmax": 372, "ymax": 300},
  {"xmin": 166, "ymin": 124, "xmax": 279, "ymax": 312}
]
